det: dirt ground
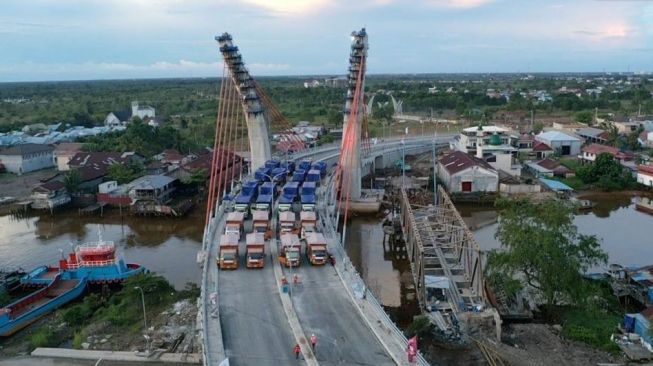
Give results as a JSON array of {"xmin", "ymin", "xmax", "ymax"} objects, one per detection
[
  {"xmin": 0, "ymin": 169, "xmax": 58, "ymax": 200},
  {"xmin": 496, "ymin": 323, "xmax": 623, "ymax": 366}
]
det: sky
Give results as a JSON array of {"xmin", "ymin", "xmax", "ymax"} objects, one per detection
[{"xmin": 1, "ymin": 0, "xmax": 652, "ymax": 82}]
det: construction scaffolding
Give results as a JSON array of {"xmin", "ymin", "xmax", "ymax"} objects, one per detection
[{"xmin": 399, "ymin": 186, "xmax": 487, "ymax": 333}]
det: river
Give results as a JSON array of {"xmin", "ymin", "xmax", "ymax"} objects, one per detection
[
  {"xmin": 345, "ymin": 194, "xmax": 653, "ymax": 330},
  {"xmin": 462, "ymin": 194, "xmax": 653, "ymax": 269},
  {"xmin": 0, "ymin": 208, "xmax": 205, "ymax": 290}
]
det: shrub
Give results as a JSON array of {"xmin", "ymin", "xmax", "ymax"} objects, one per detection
[{"xmin": 30, "ymin": 327, "xmax": 57, "ymax": 348}]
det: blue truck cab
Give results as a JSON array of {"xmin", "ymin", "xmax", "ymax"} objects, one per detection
[
  {"xmin": 292, "ymin": 169, "xmax": 306, "ymax": 183},
  {"xmin": 254, "ymin": 181, "xmax": 276, "ymax": 212},
  {"xmin": 234, "ymin": 180, "xmax": 259, "ymax": 216},
  {"xmin": 300, "ymin": 181, "xmax": 317, "ymax": 212},
  {"xmin": 255, "ymin": 167, "xmax": 272, "ymax": 182},
  {"xmin": 278, "ymin": 181, "xmax": 299, "ymax": 212},
  {"xmin": 299, "ymin": 159, "xmax": 312, "ymax": 171},
  {"xmin": 311, "ymin": 161, "xmax": 327, "ymax": 177},
  {"xmin": 281, "ymin": 161, "xmax": 295, "ymax": 174},
  {"xmin": 265, "ymin": 159, "xmax": 281, "ymax": 170},
  {"xmin": 306, "ymin": 169, "xmax": 321, "ymax": 186},
  {"xmin": 271, "ymin": 167, "xmax": 287, "ymax": 185}
]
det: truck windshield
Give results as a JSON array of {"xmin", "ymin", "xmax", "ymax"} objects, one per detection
[
  {"xmin": 222, "ymin": 252, "xmax": 236, "ymax": 260},
  {"xmin": 255, "ymin": 226, "xmax": 267, "ymax": 233},
  {"xmin": 303, "ymin": 225, "xmax": 315, "ymax": 233},
  {"xmin": 313, "ymin": 250, "xmax": 327, "ymax": 258},
  {"xmin": 249, "ymin": 253, "xmax": 265, "ymax": 260},
  {"xmin": 287, "ymin": 251, "xmax": 299, "ymax": 260}
]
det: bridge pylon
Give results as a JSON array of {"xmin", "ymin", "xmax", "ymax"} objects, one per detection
[
  {"xmin": 341, "ymin": 28, "xmax": 368, "ymax": 201},
  {"xmin": 215, "ymin": 33, "xmax": 271, "ymax": 172}
]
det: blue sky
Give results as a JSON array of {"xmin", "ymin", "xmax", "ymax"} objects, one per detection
[{"xmin": 1, "ymin": 0, "xmax": 652, "ymax": 82}]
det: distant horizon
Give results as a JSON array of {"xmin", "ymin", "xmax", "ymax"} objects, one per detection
[
  {"xmin": 1, "ymin": 70, "xmax": 651, "ymax": 85},
  {"xmin": 2, "ymin": 1, "xmax": 652, "ymax": 83}
]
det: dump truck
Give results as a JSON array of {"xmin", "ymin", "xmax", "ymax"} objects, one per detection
[
  {"xmin": 305, "ymin": 232, "xmax": 327, "ymax": 266},
  {"xmin": 265, "ymin": 159, "xmax": 280, "ymax": 170},
  {"xmin": 218, "ymin": 233, "xmax": 240, "ymax": 270},
  {"xmin": 254, "ymin": 182, "xmax": 275, "ymax": 212},
  {"xmin": 311, "ymin": 161, "xmax": 327, "ymax": 177},
  {"xmin": 281, "ymin": 161, "xmax": 295, "ymax": 174},
  {"xmin": 245, "ymin": 232, "xmax": 266, "ymax": 268},
  {"xmin": 306, "ymin": 169, "xmax": 321, "ymax": 185},
  {"xmin": 278, "ymin": 211, "xmax": 296, "ymax": 234},
  {"xmin": 299, "ymin": 159, "xmax": 312, "ymax": 171},
  {"xmin": 255, "ymin": 167, "xmax": 272, "ymax": 182},
  {"xmin": 271, "ymin": 167, "xmax": 287, "ymax": 185},
  {"xmin": 234, "ymin": 180, "xmax": 259, "ymax": 216},
  {"xmin": 225, "ymin": 211, "xmax": 245, "ymax": 240},
  {"xmin": 299, "ymin": 210, "xmax": 317, "ymax": 238},
  {"xmin": 279, "ymin": 233, "xmax": 301, "ymax": 268},
  {"xmin": 252, "ymin": 210, "xmax": 272, "ymax": 239},
  {"xmin": 300, "ymin": 182, "xmax": 317, "ymax": 212},
  {"xmin": 292, "ymin": 169, "xmax": 306, "ymax": 183},
  {"xmin": 278, "ymin": 181, "xmax": 299, "ymax": 212}
]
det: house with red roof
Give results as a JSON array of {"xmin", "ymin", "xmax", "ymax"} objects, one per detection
[
  {"xmin": 580, "ymin": 143, "xmax": 634, "ymax": 163},
  {"xmin": 531, "ymin": 141, "xmax": 554, "ymax": 159},
  {"xmin": 437, "ymin": 151, "xmax": 498, "ymax": 193}
]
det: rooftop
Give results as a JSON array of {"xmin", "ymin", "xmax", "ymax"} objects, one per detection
[
  {"xmin": 462, "ymin": 125, "xmax": 509, "ymax": 133},
  {"xmin": 439, "ymin": 150, "xmax": 496, "ymax": 175},
  {"xmin": 0, "ymin": 143, "xmax": 54, "ymax": 156},
  {"xmin": 128, "ymin": 175, "xmax": 176, "ymax": 190},
  {"xmin": 576, "ymin": 127, "xmax": 608, "ymax": 139},
  {"xmin": 537, "ymin": 130, "xmax": 582, "ymax": 142}
]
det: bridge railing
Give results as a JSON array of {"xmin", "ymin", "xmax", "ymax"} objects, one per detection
[{"xmin": 318, "ymin": 165, "xmax": 430, "ymax": 366}]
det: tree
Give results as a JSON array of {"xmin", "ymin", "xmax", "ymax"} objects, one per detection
[
  {"xmin": 532, "ymin": 121, "xmax": 544, "ymax": 134},
  {"xmin": 372, "ymin": 104, "xmax": 393, "ymax": 122},
  {"xmin": 576, "ymin": 153, "xmax": 635, "ymax": 191},
  {"xmin": 107, "ymin": 162, "xmax": 144, "ymax": 184},
  {"xmin": 575, "ymin": 111, "xmax": 593, "ymax": 125},
  {"xmin": 63, "ymin": 169, "xmax": 82, "ymax": 193},
  {"xmin": 486, "ymin": 198, "xmax": 607, "ymax": 311}
]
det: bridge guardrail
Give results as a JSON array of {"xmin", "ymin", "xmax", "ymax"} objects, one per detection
[{"xmin": 317, "ymin": 154, "xmax": 430, "ymax": 366}]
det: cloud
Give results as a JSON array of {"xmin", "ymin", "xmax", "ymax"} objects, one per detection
[{"xmin": 426, "ymin": 0, "xmax": 494, "ymax": 8}]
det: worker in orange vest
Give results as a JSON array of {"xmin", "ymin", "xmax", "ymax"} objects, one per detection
[
  {"xmin": 293, "ymin": 343, "xmax": 301, "ymax": 359},
  {"xmin": 310, "ymin": 334, "xmax": 317, "ymax": 352}
]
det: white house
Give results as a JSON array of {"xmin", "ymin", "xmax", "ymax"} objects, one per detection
[
  {"xmin": 0, "ymin": 143, "xmax": 55, "ymax": 175},
  {"xmin": 535, "ymin": 130, "xmax": 582, "ymax": 156},
  {"xmin": 438, "ymin": 151, "xmax": 498, "ymax": 193},
  {"xmin": 131, "ymin": 101, "xmax": 155, "ymax": 120},
  {"xmin": 453, "ymin": 125, "xmax": 517, "ymax": 158},
  {"xmin": 637, "ymin": 165, "xmax": 653, "ymax": 187}
]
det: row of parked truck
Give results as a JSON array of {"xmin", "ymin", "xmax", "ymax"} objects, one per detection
[{"xmin": 217, "ymin": 159, "xmax": 329, "ymax": 270}]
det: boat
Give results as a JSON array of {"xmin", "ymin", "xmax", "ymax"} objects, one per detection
[
  {"xmin": 0, "ymin": 272, "xmax": 88, "ymax": 336},
  {"xmin": 570, "ymin": 197, "xmax": 596, "ymax": 211},
  {"xmin": 1, "ymin": 237, "xmax": 146, "ymax": 337},
  {"xmin": 635, "ymin": 197, "xmax": 653, "ymax": 215},
  {"xmin": 22, "ymin": 239, "xmax": 146, "ymax": 286}
]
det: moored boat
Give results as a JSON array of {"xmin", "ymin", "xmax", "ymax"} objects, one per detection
[{"xmin": 0, "ymin": 272, "xmax": 88, "ymax": 336}]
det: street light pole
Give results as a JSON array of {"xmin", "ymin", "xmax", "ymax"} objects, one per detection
[
  {"xmin": 401, "ymin": 139, "xmax": 406, "ymax": 188},
  {"xmin": 134, "ymin": 286, "xmax": 147, "ymax": 330},
  {"xmin": 432, "ymin": 134, "xmax": 437, "ymax": 206}
]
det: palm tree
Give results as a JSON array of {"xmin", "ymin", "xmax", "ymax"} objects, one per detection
[{"xmin": 64, "ymin": 169, "xmax": 82, "ymax": 194}]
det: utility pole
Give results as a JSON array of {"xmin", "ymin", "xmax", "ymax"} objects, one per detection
[
  {"xmin": 401, "ymin": 139, "xmax": 406, "ymax": 188},
  {"xmin": 432, "ymin": 134, "xmax": 437, "ymax": 206}
]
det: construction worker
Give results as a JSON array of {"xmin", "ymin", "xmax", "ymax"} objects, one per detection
[
  {"xmin": 310, "ymin": 334, "xmax": 317, "ymax": 352},
  {"xmin": 293, "ymin": 343, "xmax": 301, "ymax": 359}
]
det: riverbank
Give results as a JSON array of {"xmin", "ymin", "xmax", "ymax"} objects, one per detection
[{"xmin": 0, "ymin": 273, "xmax": 199, "ymax": 360}]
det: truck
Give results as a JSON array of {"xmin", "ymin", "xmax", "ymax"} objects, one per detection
[
  {"xmin": 252, "ymin": 210, "xmax": 272, "ymax": 239},
  {"xmin": 278, "ymin": 211, "xmax": 296, "ymax": 234},
  {"xmin": 245, "ymin": 232, "xmax": 266, "ymax": 268},
  {"xmin": 254, "ymin": 182, "xmax": 275, "ymax": 212},
  {"xmin": 218, "ymin": 233, "xmax": 240, "ymax": 270},
  {"xmin": 299, "ymin": 159, "xmax": 312, "ymax": 171},
  {"xmin": 299, "ymin": 210, "xmax": 317, "ymax": 238},
  {"xmin": 292, "ymin": 169, "xmax": 306, "ymax": 183},
  {"xmin": 270, "ymin": 167, "xmax": 287, "ymax": 185},
  {"xmin": 278, "ymin": 181, "xmax": 299, "ymax": 212},
  {"xmin": 306, "ymin": 169, "xmax": 321, "ymax": 185},
  {"xmin": 234, "ymin": 180, "xmax": 259, "ymax": 215},
  {"xmin": 305, "ymin": 232, "xmax": 327, "ymax": 266},
  {"xmin": 281, "ymin": 161, "xmax": 295, "ymax": 174},
  {"xmin": 265, "ymin": 159, "xmax": 280, "ymax": 170},
  {"xmin": 279, "ymin": 233, "xmax": 301, "ymax": 268},
  {"xmin": 311, "ymin": 161, "xmax": 327, "ymax": 177},
  {"xmin": 255, "ymin": 167, "xmax": 272, "ymax": 182},
  {"xmin": 300, "ymin": 182, "xmax": 317, "ymax": 212},
  {"xmin": 225, "ymin": 211, "xmax": 245, "ymax": 240}
]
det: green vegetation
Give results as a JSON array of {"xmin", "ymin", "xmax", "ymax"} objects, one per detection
[
  {"xmin": 107, "ymin": 162, "xmax": 145, "ymax": 184},
  {"xmin": 574, "ymin": 111, "xmax": 593, "ymax": 125},
  {"xmin": 576, "ymin": 153, "xmax": 636, "ymax": 191},
  {"xmin": 63, "ymin": 169, "xmax": 82, "ymax": 193},
  {"xmin": 61, "ymin": 273, "xmax": 199, "ymax": 336},
  {"xmin": 562, "ymin": 307, "xmax": 621, "ymax": 353},
  {"xmin": 487, "ymin": 198, "xmax": 607, "ymax": 308},
  {"xmin": 30, "ymin": 327, "xmax": 57, "ymax": 348},
  {"xmin": 405, "ymin": 315, "xmax": 433, "ymax": 338}
]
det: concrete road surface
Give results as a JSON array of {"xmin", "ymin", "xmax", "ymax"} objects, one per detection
[
  {"xmin": 217, "ymin": 221, "xmax": 301, "ymax": 366},
  {"xmin": 285, "ymin": 258, "xmax": 395, "ymax": 366}
]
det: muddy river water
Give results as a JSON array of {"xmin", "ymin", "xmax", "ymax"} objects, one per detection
[{"xmin": 1, "ymin": 194, "xmax": 650, "ymax": 317}]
